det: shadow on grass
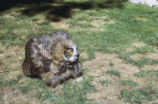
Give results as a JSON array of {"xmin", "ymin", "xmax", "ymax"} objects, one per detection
[{"xmin": 0, "ymin": 0, "xmax": 127, "ymax": 22}]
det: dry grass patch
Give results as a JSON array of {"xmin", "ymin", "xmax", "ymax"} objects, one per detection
[
  {"xmin": 125, "ymin": 48, "xmax": 134, "ymax": 53},
  {"xmin": 0, "ymin": 87, "xmax": 41, "ymax": 104},
  {"xmin": 130, "ymin": 54, "xmax": 143, "ymax": 60},
  {"xmin": 0, "ymin": 46, "xmax": 24, "ymax": 72},
  {"xmin": 105, "ymin": 19, "xmax": 115, "ymax": 24},
  {"xmin": 134, "ymin": 17, "xmax": 148, "ymax": 22},
  {"xmin": 2, "ymin": 14, "xmax": 15, "ymax": 19},
  {"xmin": 146, "ymin": 53, "xmax": 158, "ymax": 59},
  {"xmin": 87, "ymin": 78, "xmax": 123, "ymax": 104},
  {"xmin": 91, "ymin": 19, "xmax": 115, "ymax": 27},
  {"xmin": 132, "ymin": 42, "xmax": 147, "ymax": 48},
  {"xmin": 83, "ymin": 52, "xmax": 140, "ymax": 78},
  {"xmin": 83, "ymin": 51, "xmax": 158, "ymax": 103},
  {"xmin": 91, "ymin": 20, "xmax": 105, "ymax": 28},
  {"xmin": 83, "ymin": 52, "xmax": 140, "ymax": 103},
  {"xmin": 4, "ymin": 71, "xmax": 21, "ymax": 81},
  {"xmin": 88, "ymin": 16, "xmax": 115, "ymax": 32},
  {"xmin": 80, "ymin": 52, "xmax": 89, "ymax": 61},
  {"xmin": 142, "ymin": 64, "xmax": 158, "ymax": 71},
  {"xmin": 130, "ymin": 53, "xmax": 158, "ymax": 61},
  {"xmin": 78, "ymin": 20, "xmax": 88, "ymax": 24},
  {"xmin": 2, "ymin": 11, "xmax": 21, "ymax": 19},
  {"xmin": 50, "ymin": 22, "xmax": 70, "ymax": 29}
]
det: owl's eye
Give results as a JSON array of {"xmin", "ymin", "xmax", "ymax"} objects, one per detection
[{"xmin": 64, "ymin": 48, "xmax": 73, "ymax": 57}]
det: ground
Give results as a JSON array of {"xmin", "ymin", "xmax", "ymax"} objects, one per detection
[{"xmin": 0, "ymin": 0, "xmax": 158, "ymax": 104}]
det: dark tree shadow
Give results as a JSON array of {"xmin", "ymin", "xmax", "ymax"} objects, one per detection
[{"xmin": 0, "ymin": 0, "xmax": 127, "ymax": 22}]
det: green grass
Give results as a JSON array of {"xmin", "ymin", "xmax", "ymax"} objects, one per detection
[
  {"xmin": 0, "ymin": 0, "xmax": 158, "ymax": 103},
  {"xmin": 106, "ymin": 69, "xmax": 120, "ymax": 78},
  {"xmin": 120, "ymin": 79, "xmax": 138, "ymax": 88},
  {"xmin": 120, "ymin": 85, "xmax": 158, "ymax": 104},
  {"xmin": 0, "ymin": 72, "xmax": 94, "ymax": 103},
  {"xmin": 134, "ymin": 70, "xmax": 158, "ymax": 80},
  {"xmin": 100, "ymin": 79, "xmax": 111, "ymax": 87},
  {"xmin": 119, "ymin": 52, "xmax": 158, "ymax": 67}
]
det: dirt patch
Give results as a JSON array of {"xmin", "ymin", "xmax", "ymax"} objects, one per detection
[{"xmin": 83, "ymin": 52, "xmax": 140, "ymax": 103}]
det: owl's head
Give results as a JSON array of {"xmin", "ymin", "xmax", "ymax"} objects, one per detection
[
  {"xmin": 62, "ymin": 42, "xmax": 79, "ymax": 63},
  {"xmin": 51, "ymin": 31, "xmax": 80, "ymax": 63}
]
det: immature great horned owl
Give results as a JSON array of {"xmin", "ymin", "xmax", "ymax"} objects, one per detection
[{"xmin": 22, "ymin": 31, "xmax": 81, "ymax": 87}]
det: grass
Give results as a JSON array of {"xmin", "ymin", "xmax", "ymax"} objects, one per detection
[
  {"xmin": 134, "ymin": 70, "xmax": 158, "ymax": 80},
  {"xmin": 0, "ymin": 71, "xmax": 94, "ymax": 103},
  {"xmin": 0, "ymin": 0, "xmax": 158, "ymax": 103},
  {"xmin": 120, "ymin": 85, "xmax": 158, "ymax": 104},
  {"xmin": 119, "ymin": 51, "xmax": 158, "ymax": 67},
  {"xmin": 120, "ymin": 79, "xmax": 138, "ymax": 88},
  {"xmin": 100, "ymin": 79, "xmax": 111, "ymax": 87},
  {"xmin": 106, "ymin": 69, "xmax": 120, "ymax": 78}
]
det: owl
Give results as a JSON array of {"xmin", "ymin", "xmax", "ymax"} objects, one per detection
[{"xmin": 22, "ymin": 31, "xmax": 82, "ymax": 87}]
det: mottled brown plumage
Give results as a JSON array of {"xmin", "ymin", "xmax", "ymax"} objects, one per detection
[{"xmin": 22, "ymin": 31, "xmax": 81, "ymax": 87}]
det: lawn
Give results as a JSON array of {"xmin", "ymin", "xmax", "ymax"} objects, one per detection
[{"xmin": 0, "ymin": 0, "xmax": 158, "ymax": 104}]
